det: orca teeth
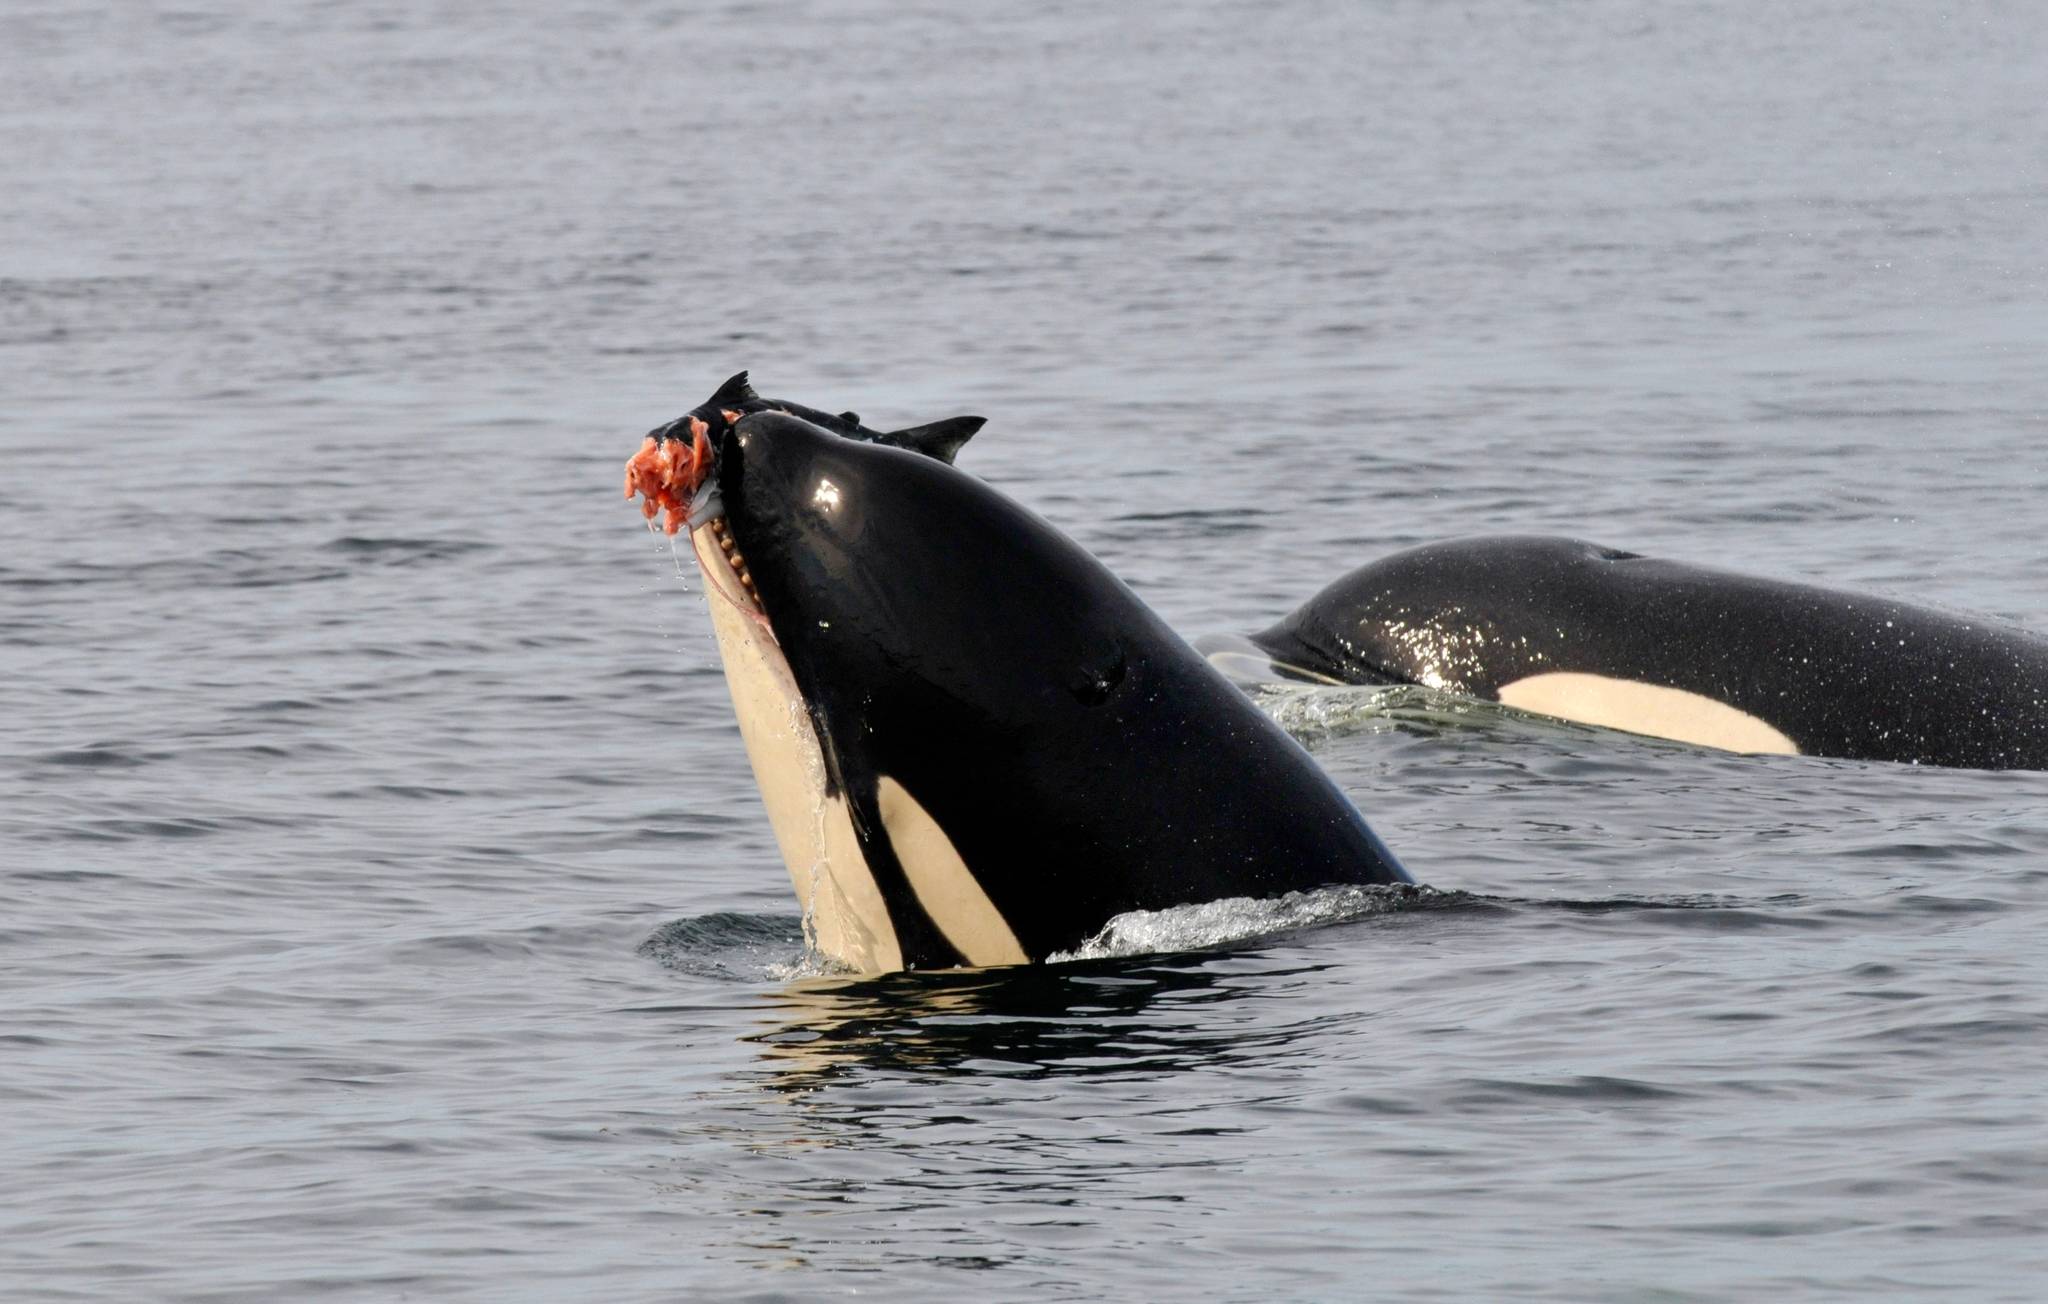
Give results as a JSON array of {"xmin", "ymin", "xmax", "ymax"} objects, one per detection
[{"xmin": 701, "ymin": 513, "xmax": 767, "ymax": 617}]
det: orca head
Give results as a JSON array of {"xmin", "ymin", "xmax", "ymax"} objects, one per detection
[
  {"xmin": 645, "ymin": 371, "xmax": 764, "ymax": 445},
  {"xmin": 1251, "ymin": 536, "xmax": 1637, "ymax": 693}
]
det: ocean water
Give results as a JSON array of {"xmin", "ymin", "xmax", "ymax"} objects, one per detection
[{"xmin": 6, "ymin": 2, "xmax": 2048, "ymax": 1299}]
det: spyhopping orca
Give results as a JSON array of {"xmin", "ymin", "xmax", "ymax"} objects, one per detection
[{"xmin": 642, "ymin": 396, "xmax": 1410, "ymax": 973}]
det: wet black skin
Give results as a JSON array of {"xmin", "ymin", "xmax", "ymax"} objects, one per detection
[
  {"xmin": 1252, "ymin": 535, "xmax": 2048, "ymax": 770},
  {"xmin": 652, "ymin": 371, "xmax": 984, "ymax": 465},
  {"xmin": 715, "ymin": 411, "xmax": 1412, "ymax": 967}
]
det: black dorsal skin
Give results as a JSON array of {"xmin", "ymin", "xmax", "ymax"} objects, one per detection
[
  {"xmin": 715, "ymin": 412, "xmax": 1411, "ymax": 967},
  {"xmin": 650, "ymin": 371, "xmax": 986, "ymax": 465},
  {"xmin": 1251, "ymin": 535, "xmax": 2048, "ymax": 770}
]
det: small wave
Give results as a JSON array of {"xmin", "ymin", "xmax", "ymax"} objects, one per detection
[
  {"xmin": 32, "ymin": 743, "xmax": 156, "ymax": 769},
  {"xmin": 1449, "ymin": 1074, "xmax": 1692, "ymax": 1105},
  {"xmin": 1049, "ymin": 882, "xmax": 1451, "ymax": 963},
  {"xmin": 639, "ymin": 911, "xmax": 828, "ymax": 981},
  {"xmin": 327, "ymin": 535, "xmax": 493, "ymax": 565}
]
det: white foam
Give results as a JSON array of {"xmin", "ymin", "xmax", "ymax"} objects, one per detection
[
  {"xmin": 1048, "ymin": 883, "xmax": 1423, "ymax": 963},
  {"xmin": 1252, "ymin": 681, "xmax": 1512, "ymax": 747},
  {"xmin": 1254, "ymin": 682, "xmax": 1405, "ymax": 739},
  {"xmin": 764, "ymin": 949, "xmax": 856, "ymax": 983}
]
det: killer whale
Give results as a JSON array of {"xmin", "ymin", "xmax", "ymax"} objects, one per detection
[
  {"xmin": 1237, "ymin": 535, "xmax": 2048, "ymax": 770},
  {"xmin": 652, "ymin": 408, "xmax": 1411, "ymax": 972}
]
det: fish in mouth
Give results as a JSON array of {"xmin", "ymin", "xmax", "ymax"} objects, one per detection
[
  {"xmin": 625, "ymin": 370, "xmax": 984, "ymax": 535},
  {"xmin": 626, "ymin": 377, "xmax": 1411, "ymax": 973}
]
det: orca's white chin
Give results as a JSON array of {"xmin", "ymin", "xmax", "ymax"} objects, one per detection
[{"xmin": 684, "ymin": 519, "xmax": 903, "ymax": 973}]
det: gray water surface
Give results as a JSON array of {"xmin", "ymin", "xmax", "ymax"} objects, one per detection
[{"xmin": 6, "ymin": 2, "xmax": 2048, "ymax": 1300}]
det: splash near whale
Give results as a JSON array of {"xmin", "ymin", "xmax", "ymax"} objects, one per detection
[{"xmin": 1237, "ymin": 535, "xmax": 2048, "ymax": 770}]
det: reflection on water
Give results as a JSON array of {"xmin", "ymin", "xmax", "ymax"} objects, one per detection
[
  {"xmin": 685, "ymin": 948, "xmax": 1374, "ymax": 1285},
  {"xmin": 664, "ymin": 880, "xmax": 1829, "ymax": 1111},
  {"xmin": 746, "ymin": 951, "xmax": 1337, "ymax": 1092}
]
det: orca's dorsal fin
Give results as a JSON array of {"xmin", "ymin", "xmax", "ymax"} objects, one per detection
[
  {"xmin": 839, "ymin": 411, "xmax": 861, "ymax": 426},
  {"xmin": 886, "ymin": 416, "xmax": 985, "ymax": 464},
  {"xmin": 708, "ymin": 371, "xmax": 759, "ymax": 407}
]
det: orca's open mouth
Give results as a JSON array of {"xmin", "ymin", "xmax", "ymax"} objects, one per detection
[
  {"xmin": 625, "ymin": 413, "xmax": 772, "ymax": 628},
  {"xmin": 693, "ymin": 504, "xmax": 771, "ymax": 626}
]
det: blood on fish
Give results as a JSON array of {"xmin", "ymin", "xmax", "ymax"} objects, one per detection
[{"xmin": 622, "ymin": 419, "xmax": 715, "ymax": 536}]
